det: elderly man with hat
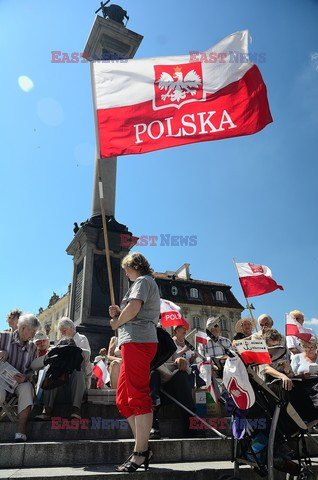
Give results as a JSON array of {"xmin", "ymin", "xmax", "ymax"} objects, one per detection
[
  {"xmin": 34, "ymin": 332, "xmax": 50, "ymax": 357},
  {"xmin": 199, "ymin": 317, "xmax": 232, "ymax": 359},
  {"xmin": 233, "ymin": 318, "xmax": 255, "ymax": 340}
]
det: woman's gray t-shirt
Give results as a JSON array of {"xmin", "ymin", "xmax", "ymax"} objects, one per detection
[{"xmin": 118, "ymin": 275, "xmax": 160, "ymax": 347}]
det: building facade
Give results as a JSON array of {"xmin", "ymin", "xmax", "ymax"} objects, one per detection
[
  {"xmin": 38, "ymin": 265, "xmax": 244, "ymax": 345},
  {"xmin": 154, "ymin": 263, "xmax": 244, "ymax": 340},
  {"xmin": 37, "ymin": 289, "xmax": 70, "ymax": 341}
]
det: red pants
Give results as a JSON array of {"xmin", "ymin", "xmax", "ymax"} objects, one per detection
[{"xmin": 116, "ymin": 342, "xmax": 157, "ymax": 418}]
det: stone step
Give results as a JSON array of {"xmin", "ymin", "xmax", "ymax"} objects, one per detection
[
  {"xmin": 2, "ymin": 435, "xmax": 318, "ymax": 471},
  {"xmin": 1, "ymin": 403, "xmax": 225, "ymax": 442},
  {"xmin": 0, "ymin": 438, "xmax": 232, "ymax": 469},
  {"xmin": 0, "ymin": 417, "xmax": 198, "ymax": 443},
  {"xmin": 0, "ymin": 460, "xmax": 305, "ymax": 480}
]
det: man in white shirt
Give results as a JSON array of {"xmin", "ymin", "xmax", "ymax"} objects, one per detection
[
  {"xmin": 33, "ymin": 337, "xmax": 92, "ymax": 420},
  {"xmin": 58, "ymin": 317, "xmax": 91, "ymax": 353}
]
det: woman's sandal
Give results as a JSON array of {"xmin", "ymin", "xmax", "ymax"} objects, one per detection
[{"xmin": 115, "ymin": 448, "xmax": 153, "ymax": 472}]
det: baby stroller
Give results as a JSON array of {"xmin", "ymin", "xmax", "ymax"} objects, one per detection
[{"xmin": 224, "ymin": 352, "xmax": 318, "ymax": 480}]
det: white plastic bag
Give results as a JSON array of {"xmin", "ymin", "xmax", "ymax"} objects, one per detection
[{"xmin": 223, "ymin": 353, "xmax": 255, "ymax": 409}]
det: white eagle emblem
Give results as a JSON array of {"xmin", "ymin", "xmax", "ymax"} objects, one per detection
[
  {"xmin": 156, "ymin": 66, "xmax": 202, "ymax": 103},
  {"xmin": 231, "ymin": 389, "xmax": 242, "ymax": 398}
]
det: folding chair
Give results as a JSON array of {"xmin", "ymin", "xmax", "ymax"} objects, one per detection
[{"xmin": 0, "ymin": 393, "xmax": 19, "ymax": 422}]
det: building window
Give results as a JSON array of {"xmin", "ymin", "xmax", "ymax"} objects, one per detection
[
  {"xmin": 171, "ymin": 286, "xmax": 178, "ymax": 296},
  {"xmin": 215, "ymin": 291, "xmax": 224, "ymax": 301},
  {"xmin": 220, "ymin": 318, "xmax": 228, "ymax": 331},
  {"xmin": 214, "ymin": 290, "xmax": 228, "ymax": 303},
  {"xmin": 189, "ymin": 288, "xmax": 199, "ymax": 299},
  {"xmin": 192, "ymin": 316, "xmax": 201, "ymax": 329}
]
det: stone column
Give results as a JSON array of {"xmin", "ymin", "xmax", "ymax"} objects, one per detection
[{"xmin": 66, "ymin": 16, "xmax": 143, "ymax": 356}]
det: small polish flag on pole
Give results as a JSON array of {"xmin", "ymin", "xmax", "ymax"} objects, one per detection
[
  {"xmin": 234, "ymin": 262, "xmax": 283, "ymax": 298},
  {"xmin": 285, "ymin": 314, "xmax": 313, "ymax": 342},
  {"xmin": 93, "ymin": 360, "xmax": 110, "ymax": 389},
  {"xmin": 160, "ymin": 299, "xmax": 189, "ymax": 329},
  {"xmin": 195, "ymin": 331, "xmax": 209, "ymax": 345}
]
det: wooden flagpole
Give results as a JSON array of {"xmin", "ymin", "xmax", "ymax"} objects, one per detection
[
  {"xmin": 90, "ymin": 62, "xmax": 116, "ymax": 320},
  {"xmin": 97, "ymin": 159, "xmax": 115, "ymax": 306},
  {"xmin": 232, "ymin": 258, "xmax": 258, "ymax": 331}
]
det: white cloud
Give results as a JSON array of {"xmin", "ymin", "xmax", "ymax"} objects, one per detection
[
  {"xmin": 311, "ymin": 53, "xmax": 318, "ymax": 71},
  {"xmin": 18, "ymin": 75, "xmax": 34, "ymax": 92},
  {"xmin": 304, "ymin": 318, "xmax": 318, "ymax": 326},
  {"xmin": 293, "ymin": 54, "xmax": 318, "ymax": 126}
]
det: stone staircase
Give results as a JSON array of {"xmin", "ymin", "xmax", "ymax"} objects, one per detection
[{"xmin": 1, "ymin": 402, "xmax": 318, "ymax": 480}]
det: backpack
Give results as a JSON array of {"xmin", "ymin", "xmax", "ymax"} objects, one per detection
[
  {"xmin": 150, "ymin": 327, "xmax": 177, "ymax": 371},
  {"xmin": 42, "ymin": 344, "xmax": 83, "ymax": 390}
]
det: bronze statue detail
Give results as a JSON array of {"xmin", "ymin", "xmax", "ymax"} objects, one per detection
[{"xmin": 95, "ymin": 1, "xmax": 129, "ymax": 26}]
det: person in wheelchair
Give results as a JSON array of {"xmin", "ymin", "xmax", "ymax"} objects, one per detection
[
  {"xmin": 225, "ymin": 329, "xmax": 318, "ymax": 479},
  {"xmin": 258, "ymin": 328, "xmax": 317, "ymax": 422}
]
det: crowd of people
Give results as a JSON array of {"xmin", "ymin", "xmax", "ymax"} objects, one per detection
[
  {"xmin": 0, "ymin": 253, "xmax": 317, "ymax": 475},
  {"xmin": 0, "ymin": 312, "xmax": 92, "ymax": 441}
]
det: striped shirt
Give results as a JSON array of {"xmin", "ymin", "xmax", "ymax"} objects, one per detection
[
  {"xmin": 198, "ymin": 335, "xmax": 231, "ymax": 358},
  {"xmin": 0, "ymin": 330, "xmax": 37, "ymax": 375}
]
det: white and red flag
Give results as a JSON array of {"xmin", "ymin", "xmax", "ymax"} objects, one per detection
[
  {"xmin": 160, "ymin": 299, "xmax": 189, "ymax": 329},
  {"xmin": 91, "ymin": 30, "xmax": 272, "ymax": 158},
  {"xmin": 92, "ymin": 360, "xmax": 110, "ymax": 389},
  {"xmin": 235, "ymin": 262, "xmax": 283, "ymax": 298},
  {"xmin": 223, "ymin": 353, "xmax": 255, "ymax": 409},
  {"xmin": 285, "ymin": 314, "xmax": 313, "ymax": 342},
  {"xmin": 195, "ymin": 330, "xmax": 209, "ymax": 346},
  {"xmin": 235, "ymin": 339, "xmax": 272, "ymax": 365}
]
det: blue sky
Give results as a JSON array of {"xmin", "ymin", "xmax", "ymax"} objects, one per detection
[{"xmin": 1, "ymin": 0, "xmax": 317, "ymax": 335}]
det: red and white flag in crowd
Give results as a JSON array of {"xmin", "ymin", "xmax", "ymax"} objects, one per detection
[
  {"xmin": 195, "ymin": 330, "xmax": 209, "ymax": 345},
  {"xmin": 223, "ymin": 353, "xmax": 255, "ymax": 409},
  {"xmin": 92, "ymin": 360, "xmax": 110, "ymax": 389},
  {"xmin": 235, "ymin": 262, "xmax": 283, "ymax": 298},
  {"xmin": 235, "ymin": 339, "xmax": 272, "ymax": 365},
  {"xmin": 91, "ymin": 30, "xmax": 272, "ymax": 158},
  {"xmin": 160, "ymin": 299, "xmax": 189, "ymax": 329},
  {"xmin": 285, "ymin": 314, "xmax": 313, "ymax": 342}
]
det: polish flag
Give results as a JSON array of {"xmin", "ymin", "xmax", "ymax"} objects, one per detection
[
  {"xmin": 92, "ymin": 360, "xmax": 110, "ymax": 389},
  {"xmin": 91, "ymin": 30, "xmax": 272, "ymax": 158},
  {"xmin": 235, "ymin": 339, "xmax": 272, "ymax": 365},
  {"xmin": 160, "ymin": 299, "xmax": 189, "ymax": 329},
  {"xmin": 285, "ymin": 314, "xmax": 313, "ymax": 342},
  {"xmin": 235, "ymin": 262, "xmax": 283, "ymax": 298},
  {"xmin": 195, "ymin": 331, "xmax": 209, "ymax": 345}
]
